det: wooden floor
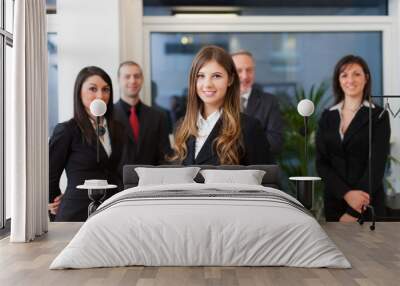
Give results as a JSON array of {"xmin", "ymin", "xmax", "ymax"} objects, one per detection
[{"xmin": 0, "ymin": 222, "xmax": 399, "ymax": 286}]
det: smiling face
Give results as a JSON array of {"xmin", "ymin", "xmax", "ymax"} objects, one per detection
[
  {"xmin": 80, "ymin": 75, "xmax": 111, "ymax": 114},
  {"xmin": 118, "ymin": 64, "xmax": 143, "ymax": 100},
  {"xmin": 232, "ymin": 53, "xmax": 255, "ymax": 95},
  {"xmin": 196, "ymin": 60, "xmax": 230, "ymax": 115},
  {"xmin": 339, "ymin": 63, "xmax": 368, "ymax": 100}
]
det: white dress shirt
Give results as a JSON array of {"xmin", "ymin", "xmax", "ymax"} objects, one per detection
[
  {"xmin": 329, "ymin": 100, "xmax": 375, "ymax": 140},
  {"xmin": 240, "ymin": 88, "xmax": 252, "ymax": 111},
  {"xmin": 195, "ymin": 110, "xmax": 222, "ymax": 158}
]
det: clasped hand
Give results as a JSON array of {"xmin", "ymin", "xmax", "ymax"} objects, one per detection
[
  {"xmin": 48, "ymin": 194, "xmax": 63, "ymax": 215},
  {"xmin": 344, "ymin": 190, "xmax": 370, "ymax": 213},
  {"xmin": 340, "ymin": 190, "xmax": 369, "ymax": 222}
]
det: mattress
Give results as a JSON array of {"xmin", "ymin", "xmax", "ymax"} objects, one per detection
[{"xmin": 50, "ymin": 183, "xmax": 351, "ymax": 269}]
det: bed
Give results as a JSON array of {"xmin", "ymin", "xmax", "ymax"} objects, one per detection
[{"xmin": 50, "ymin": 165, "xmax": 350, "ymax": 269}]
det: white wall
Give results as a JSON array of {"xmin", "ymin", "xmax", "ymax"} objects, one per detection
[
  {"xmin": 57, "ymin": 0, "xmax": 121, "ymax": 122},
  {"xmin": 119, "ymin": 0, "xmax": 143, "ymax": 66},
  {"xmin": 119, "ymin": 0, "xmax": 147, "ymax": 103},
  {"xmin": 54, "ymin": 0, "xmax": 123, "ymax": 192}
]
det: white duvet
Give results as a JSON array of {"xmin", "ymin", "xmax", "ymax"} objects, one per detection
[{"xmin": 50, "ymin": 183, "xmax": 351, "ymax": 269}]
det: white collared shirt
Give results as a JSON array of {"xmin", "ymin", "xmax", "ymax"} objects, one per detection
[
  {"xmin": 329, "ymin": 100, "xmax": 375, "ymax": 140},
  {"xmin": 240, "ymin": 88, "xmax": 252, "ymax": 110},
  {"xmin": 195, "ymin": 110, "xmax": 222, "ymax": 158},
  {"xmin": 91, "ymin": 118, "xmax": 112, "ymax": 157}
]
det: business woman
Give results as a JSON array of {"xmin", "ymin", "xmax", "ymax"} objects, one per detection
[
  {"xmin": 48, "ymin": 66, "xmax": 124, "ymax": 222},
  {"xmin": 316, "ymin": 55, "xmax": 391, "ymax": 222},
  {"xmin": 170, "ymin": 45, "xmax": 273, "ymax": 165}
]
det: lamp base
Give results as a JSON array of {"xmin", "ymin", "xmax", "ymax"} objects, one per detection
[
  {"xmin": 289, "ymin": 176, "xmax": 321, "ymax": 210},
  {"xmin": 297, "ymin": 180, "xmax": 314, "ymax": 210}
]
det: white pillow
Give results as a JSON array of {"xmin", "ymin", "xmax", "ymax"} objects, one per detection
[
  {"xmin": 135, "ymin": 167, "xmax": 201, "ymax": 186},
  {"xmin": 200, "ymin": 169, "xmax": 266, "ymax": 185}
]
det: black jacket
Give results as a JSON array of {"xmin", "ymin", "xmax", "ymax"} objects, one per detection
[
  {"xmin": 114, "ymin": 99, "xmax": 171, "ymax": 165},
  {"xmin": 316, "ymin": 104, "xmax": 390, "ymax": 221},
  {"xmin": 183, "ymin": 113, "xmax": 274, "ymax": 165},
  {"xmin": 244, "ymin": 85, "xmax": 284, "ymax": 159},
  {"xmin": 49, "ymin": 119, "xmax": 124, "ymax": 222}
]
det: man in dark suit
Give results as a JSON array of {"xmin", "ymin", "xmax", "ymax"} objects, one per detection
[
  {"xmin": 114, "ymin": 61, "xmax": 171, "ymax": 165},
  {"xmin": 232, "ymin": 51, "xmax": 284, "ymax": 161}
]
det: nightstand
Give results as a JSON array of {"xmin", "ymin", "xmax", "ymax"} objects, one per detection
[{"xmin": 77, "ymin": 182, "xmax": 117, "ymax": 216}]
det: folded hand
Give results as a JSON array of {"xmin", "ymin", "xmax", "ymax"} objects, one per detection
[
  {"xmin": 48, "ymin": 194, "xmax": 63, "ymax": 215},
  {"xmin": 344, "ymin": 190, "xmax": 369, "ymax": 213}
]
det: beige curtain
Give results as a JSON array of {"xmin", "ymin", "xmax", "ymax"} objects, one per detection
[{"xmin": 10, "ymin": 0, "xmax": 48, "ymax": 242}]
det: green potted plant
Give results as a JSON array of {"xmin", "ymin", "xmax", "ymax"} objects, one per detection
[{"xmin": 277, "ymin": 81, "xmax": 330, "ymax": 219}]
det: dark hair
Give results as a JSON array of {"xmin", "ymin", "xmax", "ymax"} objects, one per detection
[
  {"xmin": 117, "ymin": 60, "xmax": 142, "ymax": 78},
  {"xmin": 73, "ymin": 66, "xmax": 114, "ymax": 144},
  {"xmin": 332, "ymin": 55, "xmax": 372, "ymax": 104}
]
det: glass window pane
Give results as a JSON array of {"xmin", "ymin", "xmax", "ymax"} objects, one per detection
[
  {"xmin": 5, "ymin": 43, "xmax": 12, "ymax": 220},
  {"xmin": 151, "ymin": 31, "xmax": 382, "ymax": 117},
  {"xmin": 5, "ymin": 0, "xmax": 14, "ymax": 33},
  {"xmin": 144, "ymin": 0, "xmax": 388, "ymax": 16},
  {"xmin": 150, "ymin": 31, "xmax": 393, "ymax": 218},
  {"xmin": 46, "ymin": 0, "xmax": 57, "ymax": 14},
  {"xmin": 48, "ymin": 33, "xmax": 58, "ymax": 135}
]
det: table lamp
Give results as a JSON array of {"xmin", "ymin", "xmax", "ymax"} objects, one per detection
[
  {"xmin": 297, "ymin": 99, "xmax": 315, "ymax": 173},
  {"xmin": 289, "ymin": 99, "xmax": 319, "ymax": 210},
  {"xmin": 89, "ymin": 99, "xmax": 107, "ymax": 163}
]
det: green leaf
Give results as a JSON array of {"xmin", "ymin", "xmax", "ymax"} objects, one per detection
[{"xmin": 278, "ymin": 81, "xmax": 330, "ymax": 208}]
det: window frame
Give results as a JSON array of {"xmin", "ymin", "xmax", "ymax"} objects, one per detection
[
  {"xmin": 0, "ymin": 0, "xmax": 13, "ymax": 230},
  {"xmin": 140, "ymin": 1, "xmax": 400, "ymax": 201},
  {"xmin": 142, "ymin": 15, "xmax": 396, "ymax": 105}
]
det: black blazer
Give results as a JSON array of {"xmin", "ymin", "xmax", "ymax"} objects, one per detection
[
  {"xmin": 49, "ymin": 119, "xmax": 124, "ymax": 222},
  {"xmin": 244, "ymin": 85, "xmax": 284, "ymax": 159},
  {"xmin": 114, "ymin": 99, "xmax": 171, "ymax": 165},
  {"xmin": 183, "ymin": 113, "xmax": 274, "ymax": 165},
  {"xmin": 316, "ymin": 105, "xmax": 390, "ymax": 221}
]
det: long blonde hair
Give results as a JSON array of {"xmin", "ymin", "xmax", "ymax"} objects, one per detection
[{"xmin": 171, "ymin": 45, "xmax": 243, "ymax": 164}]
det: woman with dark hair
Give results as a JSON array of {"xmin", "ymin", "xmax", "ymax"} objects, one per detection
[
  {"xmin": 48, "ymin": 66, "xmax": 124, "ymax": 222},
  {"xmin": 316, "ymin": 55, "xmax": 391, "ymax": 222},
  {"xmin": 170, "ymin": 45, "xmax": 273, "ymax": 165}
]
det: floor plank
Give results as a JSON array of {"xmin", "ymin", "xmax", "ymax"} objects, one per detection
[{"xmin": 0, "ymin": 222, "xmax": 399, "ymax": 286}]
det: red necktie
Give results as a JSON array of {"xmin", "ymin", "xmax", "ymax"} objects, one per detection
[{"xmin": 129, "ymin": 106, "xmax": 139, "ymax": 142}]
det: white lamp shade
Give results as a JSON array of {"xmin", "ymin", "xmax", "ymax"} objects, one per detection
[
  {"xmin": 89, "ymin": 99, "xmax": 107, "ymax": 117},
  {"xmin": 297, "ymin": 99, "xmax": 315, "ymax": 117}
]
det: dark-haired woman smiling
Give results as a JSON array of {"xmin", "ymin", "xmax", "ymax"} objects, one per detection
[
  {"xmin": 48, "ymin": 66, "xmax": 124, "ymax": 222},
  {"xmin": 316, "ymin": 55, "xmax": 390, "ymax": 222}
]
